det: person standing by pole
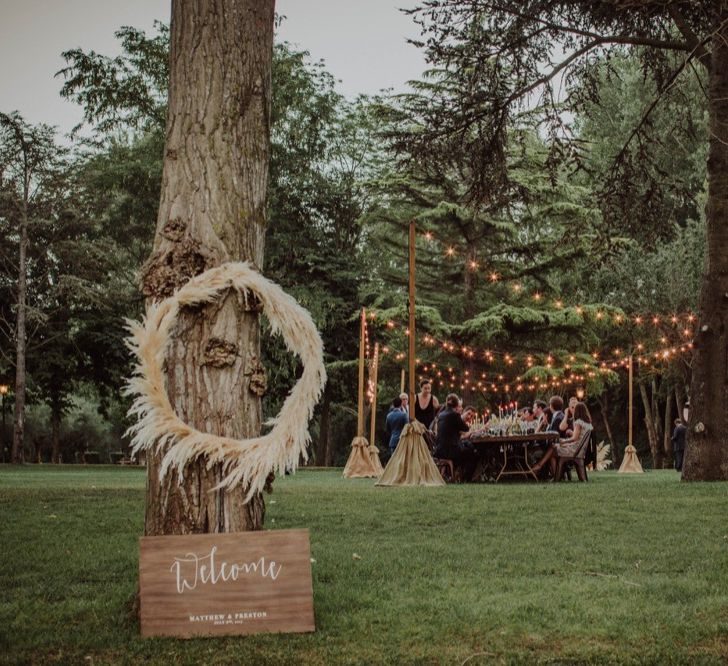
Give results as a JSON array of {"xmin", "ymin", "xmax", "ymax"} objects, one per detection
[
  {"xmin": 672, "ymin": 418, "xmax": 687, "ymax": 472},
  {"xmin": 415, "ymin": 379, "xmax": 439, "ymax": 429},
  {"xmin": 0, "ymin": 385, "xmax": 8, "ymax": 462}
]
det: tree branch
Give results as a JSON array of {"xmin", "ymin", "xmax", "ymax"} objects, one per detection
[
  {"xmin": 611, "ymin": 28, "xmax": 715, "ymax": 167},
  {"xmin": 668, "ymin": 5, "xmax": 711, "ymax": 70},
  {"xmin": 488, "ymin": 3, "xmax": 696, "ymax": 52}
]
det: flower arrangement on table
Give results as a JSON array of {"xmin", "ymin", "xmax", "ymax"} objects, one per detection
[{"xmin": 476, "ymin": 414, "xmax": 538, "ymax": 437}]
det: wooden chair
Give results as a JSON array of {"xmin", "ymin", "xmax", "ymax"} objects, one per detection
[
  {"xmin": 555, "ymin": 427, "xmax": 592, "ymax": 482},
  {"xmin": 434, "ymin": 458, "xmax": 456, "ymax": 483}
]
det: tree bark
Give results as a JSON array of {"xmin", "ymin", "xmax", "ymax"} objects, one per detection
[
  {"xmin": 651, "ymin": 377, "xmax": 663, "ymax": 446},
  {"xmin": 141, "ymin": 0, "xmax": 275, "ymax": 535},
  {"xmin": 639, "ymin": 380, "xmax": 661, "ymax": 468},
  {"xmin": 663, "ymin": 394, "xmax": 673, "ymax": 468},
  {"xmin": 317, "ymin": 384, "xmax": 332, "ymax": 466},
  {"xmin": 684, "ymin": 8, "xmax": 728, "ymax": 480},
  {"xmin": 50, "ymin": 403, "xmax": 61, "ymax": 464},
  {"xmin": 463, "ymin": 245, "xmax": 477, "ymax": 400},
  {"xmin": 675, "ymin": 385, "xmax": 686, "ymax": 423},
  {"xmin": 596, "ymin": 394, "xmax": 615, "ymax": 449},
  {"xmin": 11, "ymin": 183, "xmax": 28, "ymax": 464}
]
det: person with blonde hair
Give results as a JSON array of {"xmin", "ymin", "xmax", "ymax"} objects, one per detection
[{"xmin": 533, "ymin": 402, "xmax": 593, "ymax": 478}]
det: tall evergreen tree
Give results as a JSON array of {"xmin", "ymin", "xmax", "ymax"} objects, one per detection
[
  {"xmin": 0, "ymin": 113, "xmax": 69, "ymax": 462},
  {"xmin": 405, "ymin": 1, "xmax": 727, "ymax": 480}
]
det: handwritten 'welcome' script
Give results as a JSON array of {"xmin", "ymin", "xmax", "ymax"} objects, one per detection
[{"xmin": 171, "ymin": 546, "xmax": 283, "ymax": 594}]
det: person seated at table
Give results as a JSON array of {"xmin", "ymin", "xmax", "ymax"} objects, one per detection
[
  {"xmin": 547, "ymin": 395, "xmax": 565, "ymax": 432},
  {"xmin": 415, "ymin": 379, "xmax": 439, "ymax": 429},
  {"xmin": 385, "ymin": 396, "xmax": 409, "ymax": 456},
  {"xmin": 434, "ymin": 394, "xmax": 477, "ymax": 481},
  {"xmin": 430, "ymin": 403, "xmax": 446, "ymax": 436},
  {"xmin": 462, "ymin": 405, "xmax": 477, "ymax": 426},
  {"xmin": 533, "ymin": 400, "xmax": 549, "ymax": 432},
  {"xmin": 559, "ymin": 396, "xmax": 578, "ymax": 437},
  {"xmin": 532, "ymin": 402, "xmax": 593, "ymax": 477},
  {"xmin": 521, "ymin": 406, "xmax": 536, "ymax": 422}
]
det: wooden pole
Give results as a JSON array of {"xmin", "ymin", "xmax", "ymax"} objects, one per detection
[
  {"xmin": 369, "ymin": 343, "xmax": 379, "ymax": 446},
  {"xmin": 408, "ymin": 221, "xmax": 416, "ymax": 419},
  {"xmin": 628, "ymin": 354, "xmax": 634, "ymax": 449},
  {"xmin": 357, "ymin": 307, "xmax": 366, "ymax": 437},
  {"xmin": 400, "ymin": 368, "xmax": 405, "ymax": 394}
]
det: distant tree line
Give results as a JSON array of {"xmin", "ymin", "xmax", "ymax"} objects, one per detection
[{"xmin": 0, "ymin": 13, "xmax": 708, "ymax": 472}]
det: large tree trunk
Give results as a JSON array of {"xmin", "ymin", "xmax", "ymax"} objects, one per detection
[
  {"xmin": 684, "ymin": 10, "xmax": 728, "ymax": 480},
  {"xmin": 663, "ymin": 394, "xmax": 673, "ymax": 468},
  {"xmin": 140, "ymin": 0, "xmax": 275, "ymax": 535},
  {"xmin": 317, "ymin": 384, "xmax": 332, "ymax": 466},
  {"xmin": 596, "ymin": 394, "xmax": 615, "ymax": 449},
  {"xmin": 651, "ymin": 378, "xmax": 663, "ymax": 446},
  {"xmin": 463, "ymin": 245, "xmax": 476, "ymax": 400},
  {"xmin": 639, "ymin": 380, "xmax": 662, "ymax": 468},
  {"xmin": 674, "ymin": 385, "xmax": 684, "ymax": 423},
  {"xmin": 50, "ymin": 402, "xmax": 61, "ymax": 464},
  {"xmin": 11, "ymin": 198, "xmax": 28, "ymax": 464}
]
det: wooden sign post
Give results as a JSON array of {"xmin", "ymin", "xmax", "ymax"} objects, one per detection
[
  {"xmin": 628, "ymin": 354, "xmax": 633, "ymax": 450},
  {"xmin": 408, "ymin": 221, "xmax": 416, "ymax": 419},
  {"xmin": 357, "ymin": 307, "xmax": 366, "ymax": 438},
  {"xmin": 369, "ymin": 343, "xmax": 380, "ymax": 446},
  {"xmin": 139, "ymin": 529, "xmax": 315, "ymax": 638}
]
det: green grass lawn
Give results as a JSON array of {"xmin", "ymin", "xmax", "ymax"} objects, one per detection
[{"xmin": 1, "ymin": 466, "xmax": 728, "ymax": 665}]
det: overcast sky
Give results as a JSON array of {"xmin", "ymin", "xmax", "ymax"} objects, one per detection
[{"xmin": 0, "ymin": 0, "xmax": 426, "ymax": 137}]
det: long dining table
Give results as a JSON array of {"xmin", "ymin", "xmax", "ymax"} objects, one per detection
[{"xmin": 468, "ymin": 431, "xmax": 560, "ymax": 482}]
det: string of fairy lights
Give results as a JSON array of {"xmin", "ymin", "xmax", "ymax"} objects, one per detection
[
  {"xmin": 358, "ymin": 225, "xmax": 698, "ymax": 401},
  {"xmin": 418, "ymin": 227, "xmax": 697, "ymax": 323},
  {"xmin": 375, "ymin": 337, "xmax": 692, "ymax": 396},
  {"xmin": 357, "ymin": 305, "xmax": 694, "ymax": 402},
  {"xmin": 373, "ymin": 314, "xmax": 694, "ymax": 369}
]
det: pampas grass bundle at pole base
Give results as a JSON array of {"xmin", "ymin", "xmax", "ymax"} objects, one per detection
[
  {"xmin": 343, "ymin": 436, "xmax": 379, "ymax": 478},
  {"xmin": 376, "ymin": 421, "xmax": 444, "ymax": 487},
  {"xmin": 618, "ymin": 444, "xmax": 644, "ymax": 474},
  {"xmin": 124, "ymin": 262, "xmax": 326, "ymax": 500},
  {"xmin": 369, "ymin": 442, "xmax": 384, "ymax": 475}
]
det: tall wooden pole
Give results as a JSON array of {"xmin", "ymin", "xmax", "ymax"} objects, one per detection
[
  {"xmin": 400, "ymin": 369, "xmax": 405, "ymax": 394},
  {"xmin": 408, "ymin": 221, "xmax": 416, "ymax": 419},
  {"xmin": 369, "ymin": 343, "xmax": 379, "ymax": 446},
  {"xmin": 628, "ymin": 354, "xmax": 634, "ymax": 450},
  {"xmin": 357, "ymin": 307, "xmax": 366, "ymax": 437}
]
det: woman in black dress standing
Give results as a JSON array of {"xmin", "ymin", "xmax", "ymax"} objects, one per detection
[{"xmin": 415, "ymin": 379, "xmax": 439, "ymax": 429}]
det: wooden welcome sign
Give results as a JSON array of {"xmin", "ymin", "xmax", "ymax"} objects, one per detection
[{"xmin": 139, "ymin": 529, "xmax": 315, "ymax": 638}]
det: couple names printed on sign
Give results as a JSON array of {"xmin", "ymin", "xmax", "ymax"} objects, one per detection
[{"xmin": 139, "ymin": 529, "xmax": 315, "ymax": 638}]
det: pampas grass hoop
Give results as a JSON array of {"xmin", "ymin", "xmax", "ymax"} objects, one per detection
[{"xmin": 124, "ymin": 261, "xmax": 326, "ymax": 499}]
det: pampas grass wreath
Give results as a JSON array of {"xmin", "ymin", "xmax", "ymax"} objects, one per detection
[{"xmin": 124, "ymin": 262, "xmax": 326, "ymax": 499}]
